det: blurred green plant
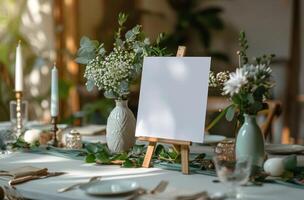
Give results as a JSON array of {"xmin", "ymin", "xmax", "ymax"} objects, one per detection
[
  {"xmin": 0, "ymin": 0, "xmax": 31, "ymax": 120},
  {"xmin": 163, "ymin": 0, "xmax": 229, "ymax": 61},
  {"xmin": 0, "ymin": 0, "xmax": 74, "ymax": 122}
]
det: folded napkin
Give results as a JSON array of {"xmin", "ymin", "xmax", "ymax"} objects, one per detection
[{"xmin": 0, "ymin": 166, "xmax": 65, "ymax": 185}]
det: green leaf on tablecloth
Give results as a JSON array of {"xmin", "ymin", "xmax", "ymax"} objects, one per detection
[
  {"xmin": 85, "ymin": 154, "xmax": 96, "ymax": 163},
  {"xmin": 96, "ymin": 151, "xmax": 111, "ymax": 164},
  {"xmin": 111, "ymin": 152, "xmax": 128, "ymax": 161},
  {"xmin": 122, "ymin": 159, "xmax": 134, "ymax": 168},
  {"xmin": 11, "ymin": 136, "xmax": 34, "ymax": 149},
  {"xmin": 281, "ymin": 171, "xmax": 294, "ymax": 181},
  {"xmin": 159, "ymin": 147, "xmax": 181, "ymax": 163},
  {"xmin": 154, "ymin": 144, "xmax": 165, "ymax": 157},
  {"xmin": 129, "ymin": 144, "xmax": 145, "ymax": 156},
  {"xmin": 283, "ymin": 155, "xmax": 297, "ymax": 171},
  {"xmin": 85, "ymin": 143, "xmax": 100, "ymax": 154}
]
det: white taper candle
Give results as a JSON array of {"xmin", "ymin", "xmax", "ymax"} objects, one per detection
[
  {"xmin": 51, "ymin": 64, "xmax": 59, "ymax": 117},
  {"xmin": 15, "ymin": 41, "xmax": 23, "ymax": 91}
]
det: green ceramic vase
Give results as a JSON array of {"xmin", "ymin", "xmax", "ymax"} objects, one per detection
[{"xmin": 236, "ymin": 114, "xmax": 265, "ymax": 167}]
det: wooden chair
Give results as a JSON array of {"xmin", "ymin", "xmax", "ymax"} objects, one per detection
[{"xmin": 206, "ymin": 96, "xmax": 282, "ymax": 140}]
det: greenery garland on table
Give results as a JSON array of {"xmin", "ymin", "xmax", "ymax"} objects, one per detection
[
  {"xmin": 83, "ymin": 142, "xmax": 210, "ymax": 168},
  {"xmin": 9, "ymin": 137, "xmax": 304, "ymax": 188}
]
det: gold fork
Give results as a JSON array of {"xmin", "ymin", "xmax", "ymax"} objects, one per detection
[{"xmin": 127, "ymin": 180, "xmax": 169, "ymax": 200}]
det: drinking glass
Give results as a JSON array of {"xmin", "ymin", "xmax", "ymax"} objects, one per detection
[
  {"xmin": 213, "ymin": 155, "xmax": 252, "ymax": 199},
  {"xmin": 0, "ymin": 129, "xmax": 16, "ymax": 156},
  {"xmin": 9, "ymin": 100, "xmax": 28, "ymax": 132}
]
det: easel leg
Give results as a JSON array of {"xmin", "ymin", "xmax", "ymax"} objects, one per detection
[
  {"xmin": 181, "ymin": 145, "xmax": 190, "ymax": 174},
  {"xmin": 142, "ymin": 141, "xmax": 156, "ymax": 168}
]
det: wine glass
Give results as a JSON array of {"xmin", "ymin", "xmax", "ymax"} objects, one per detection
[
  {"xmin": 213, "ymin": 155, "xmax": 252, "ymax": 199},
  {"xmin": 0, "ymin": 129, "xmax": 16, "ymax": 156}
]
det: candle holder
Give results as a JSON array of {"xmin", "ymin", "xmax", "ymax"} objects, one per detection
[
  {"xmin": 15, "ymin": 91, "xmax": 23, "ymax": 137},
  {"xmin": 51, "ymin": 116, "xmax": 58, "ymax": 147}
]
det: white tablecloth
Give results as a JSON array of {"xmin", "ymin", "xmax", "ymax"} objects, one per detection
[{"xmin": 0, "ymin": 152, "xmax": 303, "ymax": 200}]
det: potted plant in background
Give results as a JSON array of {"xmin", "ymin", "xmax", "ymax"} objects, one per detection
[
  {"xmin": 76, "ymin": 13, "xmax": 167, "ymax": 153},
  {"xmin": 208, "ymin": 31, "xmax": 275, "ymax": 166}
]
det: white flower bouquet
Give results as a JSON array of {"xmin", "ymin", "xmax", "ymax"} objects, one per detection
[
  {"xmin": 76, "ymin": 13, "xmax": 168, "ymax": 100},
  {"xmin": 208, "ymin": 31, "xmax": 275, "ymax": 129}
]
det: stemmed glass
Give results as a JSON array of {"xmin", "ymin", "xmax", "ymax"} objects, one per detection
[{"xmin": 213, "ymin": 155, "xmax": 252, "ymax": 199}]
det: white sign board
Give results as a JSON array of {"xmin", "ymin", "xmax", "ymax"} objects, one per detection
[{"xmin": 135, "ymin": 57, "xmax": 211, "ymax": 143}]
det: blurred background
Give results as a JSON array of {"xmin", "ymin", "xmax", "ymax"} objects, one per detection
[{"xmin": 0, "ymin": 0, "xmax": 303, "ymax": 144}]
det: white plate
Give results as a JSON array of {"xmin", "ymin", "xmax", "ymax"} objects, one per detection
[
  {"xmin": 27, "ymin": 124, "xmax": 68, "ymax": 130},
  {"xmin": 203, "ymin": 135, "xmax": 226, "ymax": 144},
  {"xmin": 80, "ymin": 180, "xmax": 139, "ymax": 196},
  {"xmin": 265, "ymin": 144, "xmax": 304, "ymax": 154}
]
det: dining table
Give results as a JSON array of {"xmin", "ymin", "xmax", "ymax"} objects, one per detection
[
  {"xmin": 0, "ymin": 122, "xmax": 304, "ymax": 200},
  {"xmin": 0, "ymin": 143, "xmax": 303, "ymax": 200}
]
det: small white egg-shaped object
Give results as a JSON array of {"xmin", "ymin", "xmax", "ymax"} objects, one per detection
[
  {"xmin": 23, "ymin": 129, "xmax": 41, "ymax": 144},
  {"xmin": 263, "ymin": 158, "xmax": 285, "ymax": 177}
]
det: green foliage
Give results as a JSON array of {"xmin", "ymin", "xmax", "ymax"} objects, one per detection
[
  {"xmin": 163, "ymin": 0, "xmax": 228, "ymax": 61},
  {"xmin": 76, "ymin": 12, "xmax": 169, "ymax": 100},
  {"xmin": 84, "ymin": 143, "xmax": 183, "ymax": 167},
  {"xmin": 84, "ymin": 143, "xmax": 144, "ymax": 167},
  {"xmin": 11, "ymin": 136, "xmax": 39, "ymax": 149},
  {"xmin": 238, "ymin": 31, "xmax": 249, "ymax": 65},
  {"xmin": 207, "ymin": 31, "xmax": 275, "ymax": 129},
  {"xmin": 225, "ymin": 105, "xmax": 236, "ymax": 122}
]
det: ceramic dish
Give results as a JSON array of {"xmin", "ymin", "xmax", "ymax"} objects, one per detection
[
  {"xmin": 203, "ymin": 135, "xmax": 226, "ymax": 144},
  {"xmin": 265, "ymin": 144, "xmax": 304, "ymax": 154},
  {"xmin": 80, "ymin": 180, "xmax": 139, "ymax": 196},
  {"xmin": 193, "ymin": 135, "xmax": 226, "ymax": 146}
]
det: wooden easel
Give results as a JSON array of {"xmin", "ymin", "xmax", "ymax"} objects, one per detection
[{"xmin": 138, "ymin": 46, "xmax": 192, "ymax": 174}]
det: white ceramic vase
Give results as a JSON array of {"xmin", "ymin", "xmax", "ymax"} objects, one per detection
[{"xmin": 106, "ymin": 100, "xmax": 136, "ymax": 153}]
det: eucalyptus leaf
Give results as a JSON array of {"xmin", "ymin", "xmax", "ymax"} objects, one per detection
[
  {"xmin": 247, "ymin": 94, "xmax": 255, "ymax": 104},
  {"xmin": 119, "ymin": 80, "xmax": 129, "ymax": 94},
  {"xmin": 225, "ymin": 106, "xmax": 236, "ymax": 121},
  {"xmin": 125, "ymin": 30, "xmax": 135, "ymax": 41},
  {"xmin": 75, "ymin": 57, "xmax": 90, "ymax": 65},
  {"xmin": 79, "ymin": 36, "xmax": 98, "ymax": 52},
  {"xmin": 85, "ymin": 143, "xmax": 99, "ymax": 154},
  {"xmin": 104, "ymin": 90, "xmax": 117, "ymax": 99},
  {"xmin": 98, "ymin": 47, "xmax": 105, "ymax": 55},
  {"xmin": 86, "ymin": 79, "xmax": 95, "ymax": 92}
]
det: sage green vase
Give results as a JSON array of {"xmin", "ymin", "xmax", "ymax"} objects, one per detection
[{"xmin": 236, "ymin": 114, "xmax": 265, "ymax": 167}]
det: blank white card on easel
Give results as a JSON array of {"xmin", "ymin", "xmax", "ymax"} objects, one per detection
[{"xmin": 135, "ymin": 57, "xmax": 211, "ymax": 143}]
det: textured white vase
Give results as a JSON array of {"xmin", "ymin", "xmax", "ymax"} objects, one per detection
[{"xmin": 106, "ymin": 100, "xmax": 136, "ymax": 153}]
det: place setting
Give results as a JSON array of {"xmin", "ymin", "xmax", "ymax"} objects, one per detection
[{"xmin": 0, "ymin": 1, "xmax": 304, "ymax": 200}]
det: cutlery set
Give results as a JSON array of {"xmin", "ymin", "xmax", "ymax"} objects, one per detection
[
  {"xmin": 127, "ymin": 180, "xmax": 168, "ymax": 200},
  {"xmin": 57, "ymin": 176, "xmax": 102, "ymax": 193},
  {"xmin": 0, "ymin": 173, "xmax": 224, "ymax": 200}
]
